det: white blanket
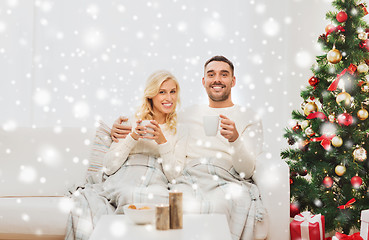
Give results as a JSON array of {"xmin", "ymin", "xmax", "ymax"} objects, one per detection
[{"xmin": 170, "ymin": 158, "xmax": 265, "ymax": 240}]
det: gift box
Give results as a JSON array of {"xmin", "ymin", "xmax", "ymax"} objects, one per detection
[
  {"xmin": 361, "ymin": 209, "xmax": 369, "ymax": 240},
  {"xmin": 290, "ymin": 211, "xmax": 325, "ymax": 240}
]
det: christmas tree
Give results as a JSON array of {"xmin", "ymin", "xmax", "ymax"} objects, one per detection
[{"xmin": 281, "ymin": 0, "xmax": 369, "ymax": 234}]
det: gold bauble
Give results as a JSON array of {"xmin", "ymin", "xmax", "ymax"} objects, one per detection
[
  {"xmin": 357, "ymin": 108, "xmax": 369, "ymax": 120},
  {"xmin": 303, "ymin": 102, "xmax": 318, "ymax": 116},
  {"xmin": 336, "ymin": 92, "xmax": 352, "ymax": 107},
  {"xmin": 327, "ymin": 48, "xmax": 342, "ymax": 64},
  {"xmin": 301, "ymin": 120, "xmax": 310, "ymax": 130},
  {"xmin": 335, "ymin": 165, "xmax": 346, "ymax": 176},
  {"xmin": 357, "ymin": 63, "xmax": 369, "ymax": 73},
  {"xmin": 358, "ymin": 32, "xmax": 368, "ymax": 41},
  {"xmin": 353, "ymin": 147, "xmax": 367, "ymax": 162},
  {"xmin": 332, "ymin": 136, "xmax": 343, "ymax": 147},
  {"xmin": 328, "ymin": 114, "xmax": 336, "ymax": 123},
  {"xmin": 362, "ymin": 83, "xmax": 369, "ymax": 92}
]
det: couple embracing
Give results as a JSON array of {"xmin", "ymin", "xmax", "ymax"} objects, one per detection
[{"xmin": 66, "ymin": 55, "xmax": 266, "ymax": 240}]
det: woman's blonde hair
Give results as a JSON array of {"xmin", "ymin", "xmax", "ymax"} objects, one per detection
[{"xmin": 135, "ymin": 70, "xmax": 180, "ymax": 133}]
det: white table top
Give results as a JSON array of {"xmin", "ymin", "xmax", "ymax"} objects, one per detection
[{"xmin": 89, "ymin": 214, "xmax": 233, "ymax": 240}]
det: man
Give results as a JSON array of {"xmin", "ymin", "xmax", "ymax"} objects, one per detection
[{"xmin": 111, "ymin": 56, "xmax": 265, "ymax": 240}]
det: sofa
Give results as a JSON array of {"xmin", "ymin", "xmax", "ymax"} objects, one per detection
[{"xmin": 0, "ymin": 124, "xmax": 290, "ymax": 240}]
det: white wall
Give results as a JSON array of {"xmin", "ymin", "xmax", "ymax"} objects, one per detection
[{"xmin": 0, "ymin": 0, "xmax": 342, "ymax": 159}]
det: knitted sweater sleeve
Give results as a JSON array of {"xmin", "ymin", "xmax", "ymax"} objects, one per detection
[
  {"xmin": 158, "ymin": 124, "xmax": 188, "ymax": 181},
  {"xmin": 230, "ymin": 117, "xmax": 263, "ymax": 179}
]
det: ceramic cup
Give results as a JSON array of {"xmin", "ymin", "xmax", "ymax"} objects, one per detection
[
  {"xmin": 203, "ymin": 115, "xmax": 220, "ymax": 136},
  {"xmin": 139, "ymin": 120, "xmax": 154, "ymax": 137}
]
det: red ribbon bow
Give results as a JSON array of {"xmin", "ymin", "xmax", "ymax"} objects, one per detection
[
  {"xmin": 307, "ymin": 112, "xmax": 327, "ymax": 120},
  {"xmin": 337, "ymin": 198, "xmax": 356, "ymax": 209},
  {"xmin": 311, "ymin": 134, "xmax": 335, "ymax": 150},
  {"xmin": 335, "ymin": 232, "xmax": 363, "ymax": 240},
  {"xmin": 328, "ymin": 64, "xmax": 357, "ymax": 91},
  {"xmin": 327, "ymin": 25, "xmax": 346, "ymax": 36}
]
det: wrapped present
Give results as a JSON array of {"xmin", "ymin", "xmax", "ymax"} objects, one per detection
[
  {"xmin": 334, "ymin": 232, "xmax": 363, "ymax": 240},
  {"xmin": 361, "ymin": 209, "xmax": 369, "ymax": 240},
  {"xmin": 290, "ymin": 211, "xmax": 325, "ymax": 240}
]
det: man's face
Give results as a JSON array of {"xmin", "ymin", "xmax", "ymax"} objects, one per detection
[{"xmin": 202, "ymin": 61, "xmax": 235, "ymax": 102}]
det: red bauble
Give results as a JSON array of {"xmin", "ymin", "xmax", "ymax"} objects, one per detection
[
  {"xmin": 290, "ymin": 203, "xmax": 300, "ymax": 218},
  {"xmin": 336, "ymin": 11, "xmax": 348, "ymax": 22},
  {"xmin": 337, "ymin": 113, "xmax": 353, "ymax": 126},
  {"xmin": 351, "ymin": 176, "xmax": 363, "ymax": 188},
  {"xmin": 323, "ymin": 176, "xmax": 333, "ymax": 188},
  {"xmin": 290, "ymin": 178, "xmax": 294, "ymax": 184},
  {"xmin": 292, "ymin": 124, "xmax": 302, "ymax": 132},
  {"xmin": 325, "ymin": 24, "xmax": 335, "ymax": 33},
  {"xmin": 309, "ymin": 76, "xmax": 319, "ymax": 86}
]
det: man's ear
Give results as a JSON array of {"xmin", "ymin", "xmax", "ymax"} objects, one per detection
[
  {"xmin": 202, "ymin": 77, "xmax": 205, "ymax": 87},
  {"xmin": 231, "ymin": 76, "xmax": 236, "ymax": 87}
]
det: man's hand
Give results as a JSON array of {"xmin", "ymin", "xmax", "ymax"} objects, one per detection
[
  {"xmin": 111, "ymin": 116, "xmax": 132, "ymax": 143},
  {"xmin": 219, "ymin": 114, "xmax": 239, "ymax": 142}
]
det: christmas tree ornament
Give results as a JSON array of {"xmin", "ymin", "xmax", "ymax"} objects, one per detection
[
  {"xmin": 323, "ymin": 176, "xmax": 333, "ymax": 188},
  {"xmin": 290, "ymin": 202, "xmax": 300, "ymax": 218},
  {"xmin": 351, "ymin": 176, "xmax": 363, "ymax": 188},
  {"xmin": 359, "ymin": 39, "xmax": 369, "ymax": 51},
  {"xmin": 290, "ymin": 178, "xmax": 293, "ymax": 184},
  {"xmin": 358, "ymin": 32, "xmax": 368, "ymax": 41},
  {"xmin": 337, "ymin": 113, "xmax": 353, "ymax": 126},
  {"xmin": 327, "ymin": 48, "xmax": 342, "ymax": 64},
  {"xmin": 353, "ymin": 147, "xmax": 367, "ymax": 162},
  {"xmin": 288, "ymin": 137, "xmax": 296, "ymax": 145},
  {"xmin": 298, "ymin": 139, "xmax": 310, "ymax": 152},
  {"xmin": 298, "ymin": 168, "xmax": 308, "ymax": 176},
  {"xmin": 325, "ymin": 24, "xmax": 335, "ymax": 33},
  {"xmin": 362, "ymin": 83, "xmax": 369, "ymax": 92},
  {"xmin": 291, "ymin": 171, "xmax": 298, "ymax": 177},
  {"xmin": 335, "ymin": 165, "xmax": 346, "ymax": 176},
  {"xmin": 301, "ymin": 120, "xmax": 310, "ymax": 129},
  {"xmin": 336, "ymin": 11, "xmax": 348, "ymax": 22},
  {"xmin": 357, "ymin": 108, "xmax": 369, "ymax": 120},
  {"xmin": 292, "ymin": 123, "xmax": 302, "ymax": 132},
  {"xmin": 308, "ymin": 76, "xmax": 319, "ymax": 86},
  {"xmin": 328, "ymin": 114, "xmax": 336, "ymax": 123},
  {"xmin": 336, "ymin": 92, "xmax": 352, "ymax": 107},
  {"xmin": 303, "ymin": 102, "xmax": 318, "ymax": 115},
  {"xmin": 305, "ymin": 127, "xmax": 315, "ymax": 137},
  {"xmin": 332, "ymin": 136, "xmax": 343, "ymax": 147},
  {"xmin": 357, "ymin": 63, "xmax": 369, "ymax": 73}
]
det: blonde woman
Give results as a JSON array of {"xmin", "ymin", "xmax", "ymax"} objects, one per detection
[{"xmin": 101, "ymin": 70, "xmax": 186, "ymax": 213}]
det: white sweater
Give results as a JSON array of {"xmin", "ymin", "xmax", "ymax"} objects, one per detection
[
  {"xmin": 104, "ymin": 117, "xmax": 186, "ymax": 181},
  {"xmin": 179, "ymin": 104, "xmax": 263, "ymax": 179}
]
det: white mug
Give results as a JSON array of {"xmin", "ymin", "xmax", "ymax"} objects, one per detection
[
  {"xmin": 203, "ymin": 116, "xmax": 220, "ymax": 136},
  {"xmin": 139, "ymin": 120, "xmax": 154, "ymax": 137}
]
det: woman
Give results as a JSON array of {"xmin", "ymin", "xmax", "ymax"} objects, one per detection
[
  {"xmin": 101, "ymin": 70, "xmax": 185, "ymax": 213},
  {"xmin": 65, "ymin": 70, "xmax": 185, "ymax": 240}
]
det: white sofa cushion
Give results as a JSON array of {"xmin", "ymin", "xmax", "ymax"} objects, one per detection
[
  {"xmin": 0, "ymin": 196, "xmax": 70, "ymax": 235},
  {"xmin": 0, "ymin": 127, "xmax": 93, "ymax": 196}
]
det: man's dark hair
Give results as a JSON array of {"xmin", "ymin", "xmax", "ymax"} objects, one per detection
[{"xmin": 204, "ymin": 55, "xmax": 234, "ymax": 75}]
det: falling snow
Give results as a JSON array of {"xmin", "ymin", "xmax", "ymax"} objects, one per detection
[{"xmin": 0, "ymin": 0, "xmax": 338, "ymax": 235}]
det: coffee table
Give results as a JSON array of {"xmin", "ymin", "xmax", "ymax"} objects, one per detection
[{"xmin": 89, "ymin": 214, "xmax": 233, "ymax": 240}]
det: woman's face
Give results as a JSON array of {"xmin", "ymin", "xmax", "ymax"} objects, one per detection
[{"xmin": 152, "ymin": 79, "xmax": 178, "ymax": 116}]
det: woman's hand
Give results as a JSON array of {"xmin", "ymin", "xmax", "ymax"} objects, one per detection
[
  {"xmin": 142, "ymin": 120, "xmax": 167, "ymax": 144},
  {"xmin": 130, "ymin": 120, "xmax": 146, "ymax": 141}
]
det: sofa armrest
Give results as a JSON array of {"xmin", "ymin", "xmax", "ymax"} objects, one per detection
[{"xmin": 252, "ymin": 153, "xmax": 290, "ymax": 240}]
